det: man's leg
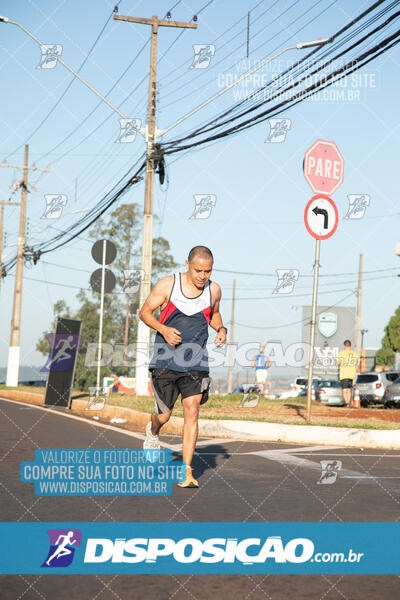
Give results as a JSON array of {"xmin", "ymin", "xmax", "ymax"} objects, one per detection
[
  {"xmin": 151, "ymin": 411, "xmax": 171, "ymax": 435},
  {"xmin": 144, "ymin": 370, "xmax": 178, "ymax": 449},
  {"xmin": 177, "ymin": 394, "xmax": 202, "ymax": 488},
  {"xmin": 181, "ymin": 394, "xmax": 202, "ymax": 468},
  {"xmin": 341, "ymin": 386, "xmax": 351, "ymax": 406}
]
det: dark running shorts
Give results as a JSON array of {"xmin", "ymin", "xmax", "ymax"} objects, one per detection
[
  {"xmin": 340, "ymin": 378, "xmax": 353, "ymax": 389},
  {"xmin": 150, "ymin": 369, "xmax": 211, "ymax": 414}
]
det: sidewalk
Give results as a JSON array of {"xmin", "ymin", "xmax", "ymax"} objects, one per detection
[{"xmin": 1, "ymin": 388, "xmax": 400, "ymax": 450}]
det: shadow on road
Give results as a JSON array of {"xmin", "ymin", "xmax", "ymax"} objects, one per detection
[
  {"xmin": 284, "ymin": 403, "xmax": 306, "ymax": 420},
  {"xmin": 173, "ymin": 444, "xmax": 231, "ymax": 477}
]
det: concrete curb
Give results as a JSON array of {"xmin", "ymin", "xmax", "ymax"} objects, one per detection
[{"xmin": 1, "ymin": 390, "xmax": 399, "ymax": 449}]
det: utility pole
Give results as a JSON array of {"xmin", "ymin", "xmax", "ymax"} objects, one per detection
[
  {"xmin": 1, "ymin": 146, "xmax": 50, "ymax": 386},
  {"xmin": 355, "ymin": 253, "xmax": 363, "ymax": 356},
  {"xmin": 227, "ymin": 279, "xmax": 236, "ymax": 394},
  {"xmin": 123, "ymin": 242, "xmax": 132, "ymax": 357},
  {"xmin": 0, "ymin": 199, "xmax": 21, "ymax": 290},
  {"xmin": 113, "ymin": 13, "xmax": 197, "ymax": 396}
]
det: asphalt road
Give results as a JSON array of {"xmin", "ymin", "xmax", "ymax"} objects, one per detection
[{"xmin": 1, "ymin": 397, "xmax": 399, "ymax": 599}]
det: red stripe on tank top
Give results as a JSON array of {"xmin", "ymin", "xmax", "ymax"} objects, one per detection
[
  {"xmin": 160, "ymin": 301, "xmax": 177, "ymax": 324},
  {"xmin": 202, "ymin": 306, "xmax": 211, "ymax": 325}
]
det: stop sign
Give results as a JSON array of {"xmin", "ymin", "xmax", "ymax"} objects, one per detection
[{"xmin": 304, "ymin": 139, "xmax": 344, "ymax": 195}]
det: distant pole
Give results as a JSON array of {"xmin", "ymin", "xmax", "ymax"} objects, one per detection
[
  {"xmin": 361, "ymin": 328, "xmax": 368, "ymax": 350},
  {"xmin": 306, "ymin": 238, "xmax": 321, "ymax": 422},
  {"xmin": 227, "ymin": 279, "xmax": 236, "ymax": 393},
  {"xmin": 246, "ymin": 12, "xmax": 250, "ymax": 58},
  {"xmin": 355, "ymin": 253, "xmax": 363, "ymax": 356}
]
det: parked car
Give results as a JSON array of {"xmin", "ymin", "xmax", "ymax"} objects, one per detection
[
  {"xmin": 298, "ymin": 379, "xmax": 321, "ymax": 401},
  {"xmin": 384, "ymin": 377, "xmax": 400, "ymax": 408},
  {"xmin": 317, "ymin": 379, "xmax": 345, "ymax": 406},
  {"xmin": 355, "ymin": 371, "xmax": 400, "ymax": 406},
  {"xmin": 290, "ymin": 377, "xmax": 308, "ymax": 396}
]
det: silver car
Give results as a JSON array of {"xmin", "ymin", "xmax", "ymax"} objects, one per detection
[
  {"xmin": 384, "ymin": 377, "xmax": 400, "ymax": 408},
  {"xmin": 355, "ymin": 371, "xmax": 400, "ymax": 406},
  {"xmin": 317, "ymin": 379, "xmax": 345, "ymax": 406}
]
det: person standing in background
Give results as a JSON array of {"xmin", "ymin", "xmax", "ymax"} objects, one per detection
[
  {"xmin": 251, "ymin": 346, "xmax": 271, "ymax": 393},
  {"xmin": 337, "ymin": 340, "xmax": 359, "ymax": 407}
]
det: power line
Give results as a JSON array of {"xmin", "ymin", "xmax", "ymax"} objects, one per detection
[
  {"xmin": 212, "ymin": 266, "xmax": 400, "ymax": 278},
  {"xmin": 162, "ymin": 1, "xmax": 400, "ymax": 152},
  {"xmin": 233, "ymin": 291, "xmax": 355, "ymax": 328}
]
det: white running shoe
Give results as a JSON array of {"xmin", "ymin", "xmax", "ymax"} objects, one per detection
[{"xmin": 143, "ymin": 421, "xmax": 160, "ymax": 449}]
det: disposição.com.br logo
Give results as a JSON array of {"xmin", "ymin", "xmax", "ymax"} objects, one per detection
[{"xmin": 41, "ymin": 529, "xmax": 82, "ymax": 568}]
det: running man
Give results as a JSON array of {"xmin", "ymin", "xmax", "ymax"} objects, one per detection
[
  {"xmin": 337, "ymin": 339, "xmax": 359, "ymax": 407},
  {"xmin": 251, "ymin": 346, "xmax": 271, "ymax": 392},
  {"xmin": 139, "ymin": 246, "xmax": 227, "ymax": 488},
  {"xmin": 46, "ymin": 531, "xmax": 76, "ymax": 566}
]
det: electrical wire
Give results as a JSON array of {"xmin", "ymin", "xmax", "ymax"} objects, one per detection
[
  {"xmin": 162, "ymin": 0, "xmax": 399, "ymax": 151},
  {"xmin": 233, "ymin": 291, "xmax": 355, "ymax": 329}
]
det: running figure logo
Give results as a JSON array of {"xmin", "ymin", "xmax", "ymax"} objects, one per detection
[
  {"xmin": 119, "ymin": 269, "xmax": 144, "ymax": 294},
  {"xmin": 343, "ymin": 194, "xmax": 371, "ymax": 219},
  {"xmin": 265, "ymin": 118, "xmax": 291, "ymax": 143},
  {"xmin": 41, "ymin": 194, "xmax": 67, "ymax": 220},
  {"xmin": 189, "ymin": 194, "xmax": 217, "ymax": 219},
  {"xmin": 239, "ymin": 392, "xmax": 259, "ymax": 408},
  {"xmin": 41, "ymin": 334, "xmax": 81, "ymax": 372},
  {"xmin": 317, "ymin": 460, "xmax": 342, "ymax": 484},
  {"xmin": 272, "ymin": 269, "xmax": 299, "ymax": 294},
  {"xmin": 190, "ymin": 44, "xmax": 215, "ymax": 69},
  {"xmin": 36, "ymin": 44, "xmax": 63, "ymax": 69},
  {"xmin": 42, "ymin": 529, "xmax": 82, "ymax": 567},
  {"xmin": 115, "ymin": 118, "xmax": 141, "ymax": 143},
  {"xmin": 87, "ymin": 386, "xmax": 106, "ymax": 411}
]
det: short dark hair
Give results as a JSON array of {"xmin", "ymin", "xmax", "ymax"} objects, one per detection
[
  {"xmin": 187, "ymin": 246, "xmax": 214, "ymax": 263},
  {"xmin": 344, "ymin": 339, "xmax": 352, "ymax": 347}
]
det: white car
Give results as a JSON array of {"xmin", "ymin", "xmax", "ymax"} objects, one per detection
[{"xmin": 278, "ymin": 378, "xmax": 307, "ymax": 400}]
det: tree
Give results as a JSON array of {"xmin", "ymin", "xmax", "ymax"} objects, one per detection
[
  {"xmin": 36, "ymin": 203, "xmax": 177, "ymax": 389},
  {"xmin": 376, "ymin": 306, "xmax": 400, "ymax": 366}
]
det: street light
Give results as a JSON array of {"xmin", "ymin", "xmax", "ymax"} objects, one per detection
[{"xmin": 1, "ymin": 15, "xmax": 331, "ymax": 394}]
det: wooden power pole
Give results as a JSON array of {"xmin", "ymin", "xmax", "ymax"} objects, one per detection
[
  {"xmin": 1, "ymin": 145, "xmax": 50, "ymax": 386},
  {"xmin": 113, "ymin": 12, "xmax": 197, "ymax": 395},
  {"xmin": 0, "ymin": 199, "xmax": 21, "ymax": 290},
  {"xmin": 355, "ymin": 253, "xmax": 363, "ymax": 356},
  {"xmin": 227, "ymin": 279, "xmax": 236, "ymax": 394}
]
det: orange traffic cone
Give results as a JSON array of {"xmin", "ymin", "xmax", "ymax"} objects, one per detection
[
  {"xmin": 263, "ymin": 387, "xmax": 269, "ymax": 399},
  {"xmin": 311, "ymin": 386, "xmax": 316, "ymax": 402},
  {"xmin": 353, "ymin": 386, "xmax": 360, "ymax": 408}
]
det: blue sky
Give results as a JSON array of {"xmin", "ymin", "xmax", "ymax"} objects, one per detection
[{"xmin": 1, "ymin": 0, "xmax": 400, "ymax": 376}]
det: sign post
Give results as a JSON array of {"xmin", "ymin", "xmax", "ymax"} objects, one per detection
[
  {"xmin": 303, "ymin": 140, "xmax": 344, "ymax": 422},
  {"xmin": 91, "ymin": 240, "xmax": 117, "ymax": 396}
]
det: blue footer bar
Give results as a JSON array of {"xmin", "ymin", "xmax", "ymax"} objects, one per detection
[{"xmin": 0, "ymin": 522, "xmax": 398, "ymax": 574}]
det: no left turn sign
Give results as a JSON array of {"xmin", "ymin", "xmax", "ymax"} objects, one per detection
[{"xmin": 304, "ymin": 194, "xmax": 339, "ymax": 240}]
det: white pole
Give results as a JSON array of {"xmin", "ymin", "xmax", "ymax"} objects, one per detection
[
  {"xmin": 96, "ymin": 240, "xmax": 107, "ymax": 396},
  {"xmin": 306, "ymin": 238, "xmax": 321, "ymax": 422}
]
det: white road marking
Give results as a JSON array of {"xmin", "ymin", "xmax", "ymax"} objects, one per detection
[{"xmin": 0, "ymin": 397, "xmax": 179, "ymax": 449}]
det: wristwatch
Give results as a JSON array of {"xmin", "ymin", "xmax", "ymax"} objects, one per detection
[{"xmin": 217, "ymin": 326, "xmax": 228, "ymax": 335}]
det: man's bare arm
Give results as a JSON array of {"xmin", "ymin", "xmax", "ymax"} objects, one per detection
[
  {"xmin": 139, "ymin": 276, "xmax": 182, "ymax": 346},
  {"xmin": 209, "ymin": 282, "xmax": 226, "ymax": 347}
]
